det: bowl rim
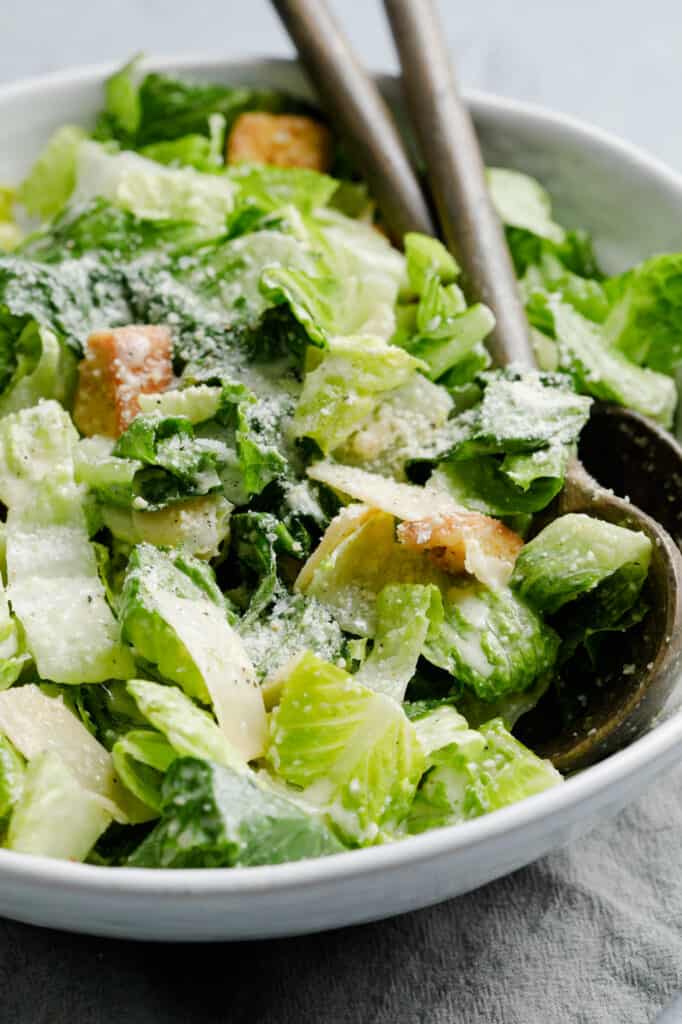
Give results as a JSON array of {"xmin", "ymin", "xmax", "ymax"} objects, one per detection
[{"xmin": 2, "ymin": 52, "xmax": 682, "ymax": 896}]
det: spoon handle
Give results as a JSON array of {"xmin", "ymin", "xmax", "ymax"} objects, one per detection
[
  {"xmin": 383, "ymin": 0, "xmax": 535, "ymax": 369},
  {"xmin": 271, "ymin": 0, "xmax": 436, "ymax": 243}
]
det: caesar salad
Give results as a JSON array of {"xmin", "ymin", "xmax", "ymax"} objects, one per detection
[{"xmin": 0, "ymin": 57, "xmax": 672, "ymax": 867}]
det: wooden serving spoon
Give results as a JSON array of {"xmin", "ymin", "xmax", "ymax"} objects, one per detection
[{"xmin": 272, "ymin": 0, "xmax": 682, "ymax": 771}]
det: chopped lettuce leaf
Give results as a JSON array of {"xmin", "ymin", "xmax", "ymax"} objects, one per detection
[
  {"xmin": 550, "ymin": 300, "xmax": 677, "ymax": 427},
  {"xmin": 6, "ymin": 751, "xmax": 113, "ymax": 861},
  {"xmin": 0, "ymin": 321, "xmax": 77, "ymax": 417},
  {"xmin": 103, "ymin": 53, "xmax": 143, "ymax": 139},
  {"xmin": 408, "ymin": 303, "xmax": 495, "ymax": 383},
  {"xmin": 127, "ymin": 756, "xmax": 345, "ymax": 867},
  {"xmin": 127, "ymin": 679, "xmax": 245, "ymax": 772},
  {"xmin": 119, "ymin": 544, "xmax": 266, "ymax": 760},
  {"xmin": 267, "ymin": 651, "xmax": 425, "ymax": 844},
  {"xmin": 408, "ymin": 715, "xmax": 561, "ymax": 833},
  {"xmin": 444, "ymin": 369, "xmax": 592, "ymax": 460},
  {"xmin": 111, "ymin": 730, "xmax": 176, "ymax": 814},
  {"xmin": 101, "ymin": 494, "xmax": 232, "ymax": 560},
  {"xmin": 17, "ymin": 125, "xmax": 87, "ymax": 220},
  {"xmin": 355, "ymin": 584, "xmax": 440, "ymax": 701},
  {"xmin": 0, "ymin": 735, "xmax": 26, "ymax": 825},
  {"xmin": 338, "ymin": 371, "xmax": 453, "ymax": 479},
  {"xmin": 423, "ymin": 580, "xmax": 559, "ymax": 700},
  {"xmin": 227, "ymin": 162, "xmax": 338, "ymax": 215},
  {"xmin": 0, "ymin": 685, "xmax": 146, "ymax": 823},
  {"xmin": 0, "ymin": 568, "xmax": 29, "ymax": 690},
  {"xmin": 488, "ymin": 168, "xmax": 565, "ymax": 245},
  {"xmin": 293, "ymin": 336, "xmax": 424, "ymax": 454},
  {"xmin": 0, "ymin": 402, "xmax": 133, "ymax": 683},
  {"xmin": 138, "ymin": 384, "xmax": 222, "ymax": 423},
  {"xmin": 511, "ymin": 513, "xmax": 651, "ymax": 615},
  {"xmin": 111, "ymin": 413, "xmax": 224, "ymax": 508},
  {"xmin": 520, "ymin": 248, "xmax": 610, "ymax": 325},
  {"xmin": 404, "ymin": 232, "xmax": 459, "ymax": 294},
  {"xmin": 0, "ymin": 187, "xmax": 22, "ymax": 252},
  {"xmin": 72, "ymin": 141, "xmax": 237, "ymax": 234},
  {"xmin": 123, "ymin": 70, "xmax": 304, "ymax": 146},
  {"xmin": 603, "ymin": 253, "xmax": 682, "ymax": 374},
  {"xmin": 240, "ymin": 589, "xmax": 346, "ymax": 684},
  {"xmin": 429, "ymin": 444, "xmax": 569, "ymax": 517}
]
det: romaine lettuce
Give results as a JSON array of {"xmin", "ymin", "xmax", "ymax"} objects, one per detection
[
  {"xmin": 423, "ymin": 580, "xmax": 559, "ymax": 700},
  {"xmin": 267, "ymin": 651, "xmax": 425, "ymax": 844},
  {"xmin": 511, "ymin": 513, "xmax": 651, "ymax": 615},
  {"xmin": 603, "ymin": 253, "xmax": 682, "ymax": 374},
  {"xmin": 0, "ymin": 735, "xmax": 25, "ymax": 826},
  {"xmin": 549, "ymin": 300, "xmax": 677, "ymax": 427},
  {"xmin": 293, "ymin": 336, "xmax": 424, "ymax": 454},
  {"xmin": 0, "ymin": 684, "xmax": 146, "ymax": 823},
  {"xmin": 119, "ymin": 544, "xmax": 267, "ymax": 760},
  {"xmin": 0, "ymin": 402, "xmax": 133, "ymax": 683},
  {"xmin": 408, "ymin": 714, "xmax": 561, "ymax": 833},
  {"xmin": 111, "ymin": 730, "xmax": 176, "ymax": 813},
  {"xmin": 487, "ymin": 168, "xmax": 566, "ymax": 245},
  {"xmin": 355, "ymin": 584, "xmax": 440, "ymax": 701},
  {"xmin": 127, "ymin": 756, "xmax": 345, "ymax": 868},
  {"xmin": 17, "ymin": 125, "xmax": 87, "ymax": 220},
  {"xmin": 127, "ymin": 679, "xmax": 246, "ymax": 772},
  {"xmin": 6, "ymin": 751, "xmax": 113, "ymax": 861},
  {"xmin": 72, "ymin": 142, "xmax": 237, "ymax": 234}
]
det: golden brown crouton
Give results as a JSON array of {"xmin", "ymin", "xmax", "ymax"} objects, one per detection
[
  {"xmin": 226, "ymin": 112, "xmax": 332, "ymax": 171},
  {"xmin": 73, "ymin": 325, "xmax": 173, "ymax": 438},
  {"xmin": 397, "ymin": 512, "xmax": 524, "ymax": 578}
]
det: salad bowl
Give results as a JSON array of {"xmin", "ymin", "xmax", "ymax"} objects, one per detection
[{"xmin": 0, "ymin": 55, "xmax": 682, "ymax": 941}]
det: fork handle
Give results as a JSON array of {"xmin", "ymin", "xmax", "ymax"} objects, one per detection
[
  {"xmin": 384, "ymin": 0, "xmax": 535, "ymax": 368},
  {"xmin": 272, "ymin": 0, "xmax": 436, "ymax": 243}
]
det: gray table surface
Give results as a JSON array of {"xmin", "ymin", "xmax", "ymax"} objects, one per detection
[{"xmin": 4, "ymin": 1, "xmax": 682, "ymax": 1021}]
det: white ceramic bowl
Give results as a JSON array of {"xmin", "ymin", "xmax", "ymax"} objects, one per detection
[{"xmin": 1, "ymin": 56, "xmax": 682, "ymax": 942}]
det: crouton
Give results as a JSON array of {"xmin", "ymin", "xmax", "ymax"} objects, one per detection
[
  {"xmin": 226, "ymin": 112, "xmax": 332, "ymax": 171},
  {"xmin": 397, "ymin": 512, "xmax": 524, "ymax": 579},
  {"xmin": 73, "ymin": 325, "xmax": 173, "ymax": 438}
]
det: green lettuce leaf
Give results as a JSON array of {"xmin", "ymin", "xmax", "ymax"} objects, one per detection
[
  {"xmin": 267, "ymin": 651, "xmax": 425, "ymax": 844},
  {"xmin": 17, "ymin": 125, "xmax": 87, "ymax": 220},
  {"xmin": 139, "ymin": 114, "xmax": 226, "ymax": 173},
  {"xmin": 603, "ymin": 253, "xmax": 682, "ymax": 373},
  {"xmin": 354, "ymin": 584, "xmax": 439, "ymax": 702},
  {"xmin": 0, "ymin": 321, "xmax": 78, "ymax": 417},
  {"xmin": 293, "ymin": 335, "xmax": 424, "ymax": 454},
  {"xmin": 0, "ymin": 402, "xmax": 133, "ymax": 683},
  {"xmin": 127, "ymin": 679, "xmax": 245, "ymax": 771},
  {"xmin": 408, "ymin": 714, "xmax": 561, "ymax": 833},
  {"xmin": 488, "ymin": 168, "xmax": 566, "ymax": 245},
  {"xmin": 6, "ymin": 750, "xmax": 113, "ymax": 860},
  {"xmin": 511, "ymin": 513, "xmax": 651, "ymax": 615},
  {"xmin": 102, "ymin": 54, "xmax": 143, "ymax": 140},
  {"xmin": 545, "ymin": 299, "xmax": 677, "ymax": 427},
  {"xmin": 111, "ymin": 730, "xmax": 176, "ymax": 814},
  {"xmin": 127, "ymin": 756, "xmax": 345, "ymax": 867},
  {"xmin": 227, "ymin": 163, "xmax": 338, "ymax": 216},
  {"xmin": 130, "ymin": 71, "xmax": 308, "ymax": 146},
  {"xmin": 72, "ymin": 141, "xmax": 237, "ymax": 235},
  {"xmin": 429, "ymin": 443, "xmax": 569, "ymax": 517},
  {"xmin": 444, "ymin": 369, "xmax": 592, "ymax": 460},
  {"xmin": 119, "ymin": 543, "xmax": 266, "ymax": 761},
  {"xmin": 0, "ymin": 735, "xmax": 25, "ymax": 827},
  {"xmin": 423, "ymin": 580, "xmax": 559, "ymax": 700}
]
